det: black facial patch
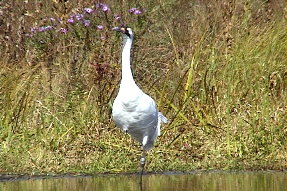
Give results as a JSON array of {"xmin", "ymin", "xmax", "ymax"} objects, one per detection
[{"xmin": 123, "ymin": 28, "xmax": 131, "ymax": 38}]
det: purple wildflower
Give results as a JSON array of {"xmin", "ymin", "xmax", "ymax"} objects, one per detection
[
  {"xmin": 31, "ymin": 27, "xmax": 39, "ymax": 33},
  {"xmin": 38, "ymin": 25, "xmax": 53, "ymax": 32},
  {"xmin": 67, "ymin": 17, "xmax": 74, "ymax": 24},
  {"xmin": 50, "ymin": 17, "xmax": 56, "ymax": 22},
  {"xmin": 114, "ymin": 14, "xmax": 121, "ymax": 21},
  {"xmin": 59, "ymin": 28, "xmax": 68, "ymax": 33},
  {"xmin": 75, "ymin": 14, "xmax": 84, "ymax": 21},
  {"xmin": 100, "ymin": 36, "xmax": 106, "ymax": 40},
  {"xmin": 128, "ymin": 8, "xmax": 142, "ymax": 15},
  {"xmin": 133, "ymin": 9, "xmax": 142, "ymax": 15},
  {"xmin": 83, "ymin": 20, "xmax": 91, "ymax": 27},
  {"xmin": 128, "ymin": 8, "xmax": 136, "ymax": 13},
  {"xmin": 84, "ymin": 8, "xmax": 93, "ymax": 14},
  {"xmin": 30, "ymin": 25, "xmax": 54, "ymax": 33},
  {"xmin": 97, "ymin": 25, "xmax": 104, "ymax": 30},
  {"xmin": 96, "ymin": 3, "xmax": 110, "ymax": 12}
]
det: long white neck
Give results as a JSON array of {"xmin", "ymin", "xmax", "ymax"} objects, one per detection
[{"xmin": 120, "ymin": 36, "xmax": 136, "ymax": 88}]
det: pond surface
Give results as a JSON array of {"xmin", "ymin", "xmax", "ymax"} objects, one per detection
[{"xmin": 0, "ymin": 171, "xmax": 286, "ymax": 191}]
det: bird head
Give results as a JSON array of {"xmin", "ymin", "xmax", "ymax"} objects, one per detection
[{"xmin": 112, "ymin": 26, "xmax": 133, "ymax": 39}]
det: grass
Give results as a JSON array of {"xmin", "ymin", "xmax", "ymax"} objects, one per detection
[{"xmin": 0, "ymin": 0, "xmax": 286, "ymax": 174}]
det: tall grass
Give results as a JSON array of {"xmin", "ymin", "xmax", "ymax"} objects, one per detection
[{"xmin": 0, "ymin": 0, "xmax": 286, "ymax": 174}]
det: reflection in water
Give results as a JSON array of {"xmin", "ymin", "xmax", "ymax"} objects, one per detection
[{"xmin": 1, "ymin": 171, "xmax": 287, "ymax": 191}]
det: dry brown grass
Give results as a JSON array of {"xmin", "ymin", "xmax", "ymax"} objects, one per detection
[{"xmin": 0, "ymin": 0, "xmax": 286, "ymax": 174}]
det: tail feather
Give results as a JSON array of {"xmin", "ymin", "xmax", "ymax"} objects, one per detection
[
  {"xmin": 159, "ymin": 112, "xmax": 168, "ymax": 123},
  {"xmin": 157, "ymin": 112, "xmax": 168, "ymax": 136}
]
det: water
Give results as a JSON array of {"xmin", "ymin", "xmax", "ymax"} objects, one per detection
[{"xmin": 0, "ymin": 171, "xmax": 286, "ymax": 191}]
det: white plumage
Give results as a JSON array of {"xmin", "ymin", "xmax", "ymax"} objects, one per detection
[{"xmin": 112, "ymin": 27, "xmax": 167, "ymax": 157}]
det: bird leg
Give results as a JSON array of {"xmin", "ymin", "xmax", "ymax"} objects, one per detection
[
  {"xmin": 139, "ymin": 150, "xmax": 146, "ymax": 185},
  {"xmin": 140, "ymin": 150, "xmax": 146, "ymax": 173}
]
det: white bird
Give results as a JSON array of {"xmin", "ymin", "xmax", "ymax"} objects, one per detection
[{"xmin": 112, "ymin": 26, "xmax": 167, "ymax": 174}]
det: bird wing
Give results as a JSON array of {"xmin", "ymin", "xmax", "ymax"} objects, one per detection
[{"xmin": 112, "ymin": 90, "xmax": 158, "ymax": 141}]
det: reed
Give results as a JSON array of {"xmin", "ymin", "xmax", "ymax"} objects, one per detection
[{"xmin": 0, "ymin": 0, "xmax": 286, "ymax": 174}]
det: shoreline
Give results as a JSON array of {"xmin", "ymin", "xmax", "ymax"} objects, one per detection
[{"xmin": 1, "ymin": 169, "xmax": 287, "ymax": 182}]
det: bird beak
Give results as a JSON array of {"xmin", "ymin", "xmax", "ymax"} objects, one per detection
[
  {"xmin": 112, "ymin": 26, "xmax": 120, "ymax": 31},
  {"xmin": 112, "ymin": 26, "xmax": 124, "ymax": 33}
]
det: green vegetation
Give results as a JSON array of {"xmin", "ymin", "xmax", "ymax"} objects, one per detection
[{"xmin": 0, "ymin": 0, "xmax": 286, "ymax": 174}]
